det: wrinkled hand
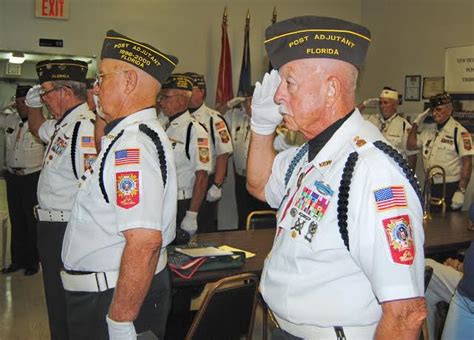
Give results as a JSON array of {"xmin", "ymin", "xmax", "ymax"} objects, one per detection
[
  {"xmin": 363, "ymin": 98, "xmax": 379, "ymax": 108},
  {"xmin": 206, "ymin": 184, "xmax": 222, "ymax": 202},
  {"xmin": 106, "ymin": 315, "xmax": 137, "ymax": 340},
  {"xmin": 180, "ymin": 211, "xmax": 198, "ymax": 236},
  {"xmin": 227, "ymin": 97, "xmax": 246, "ymax": 108},
  {"xmin": 25, "ymin": 85, "xmax": 43, "ymax": 108},
  {"xmin": 414, "ymin": 108, "xmax": 431, "ymax": 126},
  {"xmin": 250, "ymin": 70, "xmax": 282, "ymax": 135},
  {"xmin": 451, "ymin": 191, "xmax": 464, "ymax": 210}
]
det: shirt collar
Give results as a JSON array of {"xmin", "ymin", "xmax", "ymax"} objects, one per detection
[
  {"xmin": 106, "ymin": 108, "xmax": 158, "ymax": 136},
  {"xmin": 56, "ymin": 102, "xmax": 86, "ymax": 127},
  {"xmin": 168, "ymin": 109, "xmax": 189, "ymax": 123},
  {"xmin": 189, "ymin": 103, "xmax": 204, "ymax": 114},
  {"xmin": 437, "ymin": 116, "xmax": 453, "ymax": 131},
  {"xmin": 308, "ymin": 109, "xmax": 354, "ymax": 162},
  {"xmin": 380, "ymin": 112, "xmax": 398, "ymax": 124}
]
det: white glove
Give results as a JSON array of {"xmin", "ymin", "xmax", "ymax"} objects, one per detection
[
  {"xmin": 227, "ymin": 97, "xmax": 246, "ymax": 108},
  {"xmin": 451, "ymin": 191, "xmax": 465, "ymax": 210},
  {"xmin": 25, "ymin": 85, "xmax": 43, "ymax": 108},
  {"xmin": 106, "ymin": 315, "xmax": 137, "ymax": 340},
  {"xmin": 363, "ymin": 98, "xmax": 379, "ymax": 108},
  {"xmin": 250, "ymin": 70, "xmax": 283, "ymax": 135},
  {"xmin": 414, "ymin": 108, "xmax": 431, "ymax": 126},
  {"xmin": 180, "ymin": 211, "xmax": 198, "ymax": 236},
  {"xmin": 206, "ymin": 184, "xmax": 222, "ymax": 202}
]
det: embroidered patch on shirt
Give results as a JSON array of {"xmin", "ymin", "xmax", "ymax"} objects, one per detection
[
  {"xmin": 198, "ymin": 138, "xmax": 209, "ymax": 147},
  {"xmin": 374, "ymin": 186, "xmax": 407, "ymax": 211},
  {"xmin": 295, "ymin": 187, "xmax": 329, "ymax": 221},
  {"xmin": 440, "ymin": 137, "xmax": 454, "ymax": 145},
  {"xmin": 382, "ymin": 214, "xmax": 415, "ymax": 265},
  {"xmin": 51, "ymin": 136, "xmax": 68, "ymax": 155},
  {"xmin": 83, "ymin": 153, "xmax": 97, "ymax": 171},
  {"xmin": 215, "ymin": 121, "xmax": 230, "ymax": 143},
  {"xmin": 199, "ymin": 147, "xmax": 210, "ymax": 163},
  {"xmin": 353, "ymin": 136, "xmax": 367, "ymax": 147},
  {"xmin": 115, "ymin": 149, "xmax": 140, "ymax": 166},
  {"xmin": 461, "ymin": 132, "xmax": 472, "ymax": 150},
  {"xmin": 81, "ymin": 136, "xmax": 95, "ymax": 148},
  {"xmin": 116, "ymin": 171, "xmax": 140, "ymax": 209}
]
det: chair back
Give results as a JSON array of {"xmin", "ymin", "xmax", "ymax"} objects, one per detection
[
  {"xmin": 185, "ymin": 273, "xmax": 259, "ymax": 340},
  {"xmin": 246, "ymin": 210, "xmax": 277, "ymax": 230}
]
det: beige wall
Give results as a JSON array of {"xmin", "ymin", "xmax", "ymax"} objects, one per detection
[
  {"xmin": 0, "ymin": 0, "xmax": 361, "ymax": 105},
  {"xmin": 360, "ymin": 0, "xmax": 474, "ymax": 117}
]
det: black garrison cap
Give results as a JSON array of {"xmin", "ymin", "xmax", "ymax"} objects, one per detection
[{"xmin": 264, "ymin": 16, "xmax": 371, "ymax": 70}]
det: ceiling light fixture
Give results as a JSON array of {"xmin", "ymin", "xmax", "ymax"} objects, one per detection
[{"xmin": 9, "ymin": 52, "xmax": 26, "ymax": 64}]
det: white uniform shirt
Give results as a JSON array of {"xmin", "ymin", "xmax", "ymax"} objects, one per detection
[
  {"xmin": 37, "ymin": 103, "xmax": 97, "ymax": 211},
  {"xmin": 226, "ymin": 106, "xmax": 250, "ymax": 176},
  {"xmin": 62, "ymin": 108, "xmax": 177, "ymax": 271},
  {"xmin": 0, "ymin": 112, "xmax": 44, "ymax": 172},
  {"xmin": 191, "ymin": 103, "xmax": 233, "ymax": 172},
  {"xmin": 262, "ymin": 110, "xmax": 425, "ymax": 328},
  {"xmin": 365, "ymin": 113, "xmax": 416, "ymax": 159},
  {"xmin": 416, "ymin": 117, "xmax": 474, "ymax": 183},
  {"xmin": 165, "ymin": 111, "xmax": 211, "ymax": 197}
]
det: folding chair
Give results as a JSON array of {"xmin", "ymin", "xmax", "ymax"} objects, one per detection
[
  {"xmin": 245, "ymin": 210, "xmax": 277, "ymax": 230},
  {"xmin": 185, "ymin": 273, "xmax": 259, "ymax": 340}
]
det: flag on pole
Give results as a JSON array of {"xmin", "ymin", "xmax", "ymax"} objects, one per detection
[
  {"xmin": 215, "ymin": 7, "xmax": 233, "ymax": 106},
  {"xmin": 268, "ymin": 7, "xmax": 277, "ymax": 72},
  {"xmin": 237, "ymin": 9, "xmax": 251, "ymax": 96}
]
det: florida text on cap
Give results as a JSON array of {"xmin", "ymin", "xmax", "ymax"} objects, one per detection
[
  {"xmin": 101, "ymin": 30, "xmax": 178, "ymax": 84},
  {"xmin": 264, "ymin": 16, "xmax": 371, "ymax": 69},
  {"xmin": 36, "ymin": 59, "xmax": 88, "ymax": 83}
]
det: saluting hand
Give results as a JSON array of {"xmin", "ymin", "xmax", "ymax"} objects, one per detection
[
  {"xmin": 250, "ymin": 69, "xmax": 283, "ymax": 135},
  {"xmin": 25, "ymin": 85, "xmax": 43, "ymax": 108}
]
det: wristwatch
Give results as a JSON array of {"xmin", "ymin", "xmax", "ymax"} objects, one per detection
[
  {"xmin": 214, "ymin": 182, "xmax": 222, "ymax": 188},
  {"xmin": 458, "ymin": 187, "xmax": 466, "ymax": 194}
]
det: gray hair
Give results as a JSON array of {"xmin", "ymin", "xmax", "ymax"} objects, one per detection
[{"xmin": 52, "ymin": 80, "xmax": 87, "ymax": 101}]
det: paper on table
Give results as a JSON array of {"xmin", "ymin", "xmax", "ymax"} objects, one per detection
[
  {"xmin": 175, "ymin": 246, "xmax": 233, "ymax": 258},
  {"xmin": 219, "ymin": 245, "xmax": 256, "ymax": 259}
]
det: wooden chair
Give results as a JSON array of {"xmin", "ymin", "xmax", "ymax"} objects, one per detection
[
  {"xmin": 185, "ymin": 273, "xmax": 259, "ymax": 340},
  {"xmin": 246, "ymin": 210, "xmax": 277, "ymax": 230}
]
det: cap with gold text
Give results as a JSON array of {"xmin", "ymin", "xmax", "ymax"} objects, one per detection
[
  {"xmin": 184, "ymin": 72, "xmax": 206, "ymax": 90},
  {"xmin": 16, "ymin": 85, "xmax": 32, "ymax": 98},
  {"xmin": 36, "ymin": 59, "xmax": 88, "ymax": 84},
  {"xmin": 101, "ymin": 30, "xmax": 178, "ymax": 84},
  {"xmin": 430, "ymin": 93, "xmax": 452, "ymax": 108},
  {"xmin": 162, "ymin": 74, "xmax": 193, "ymax": 91},
  {"xmin": 264, "ymin": 16, "xmax": 371, "ymax": 69}
]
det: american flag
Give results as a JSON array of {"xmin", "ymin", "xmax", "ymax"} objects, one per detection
[
  {"xmin": 374, "ymin": 186, "xmax": 407, "ymax": 210},
  {"xmin": 81, "ymin": 136, "xmax": 95, "ymax": 148},
  {"xmin": 115, "ymin": 149, "xmax": 140, "ymax": 166}
]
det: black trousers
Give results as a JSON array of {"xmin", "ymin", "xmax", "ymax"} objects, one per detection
[
  {"xmin": 4, "ymin": 170, "xmax": 40, "ymax": 268},
  {"xmin": 65, "ymin": 268, "xmax": 171, "ymax": 340},
  {"xmin": 197, "ymin": 174, "xmax": 218, "ymax": 233},
  {"xmin": 431, "ymin": 181, "xmax": 460, "ymax": 213},
  {"xmin": 234, "ymin": 173, "xmax": 273, "ymax": 229},
  {"xmin": 37, "ymin": 220, "xmax": 69, "ymax": 340}
]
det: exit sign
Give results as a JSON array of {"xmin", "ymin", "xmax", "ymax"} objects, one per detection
[{"xmin": 35, "ymin": 0, "xmax": 69, "ymax": 20}]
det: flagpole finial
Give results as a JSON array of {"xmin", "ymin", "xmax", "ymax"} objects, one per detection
[
  {"xmin": 223, "ymin": 6, "xmax": 228, "ymax": 24},
  {"xmin": 246, "ymin": 9, "xmax": 250, "ymax": 22},
  {"xmin": 272, "ymin": 6, "xmax": 277, "ymax": 24}
]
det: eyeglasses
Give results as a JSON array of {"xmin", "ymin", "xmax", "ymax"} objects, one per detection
[
  {"xmin": 39, "ymin": 86, "xmax": 64, "ymax": 102},
  {"xmin": 95, "ymin": 70, "xmax": 130, "ymax": 86},
  {"xmin": 157, "ymin": 94, "xmax": 182, "ymax": 102}
]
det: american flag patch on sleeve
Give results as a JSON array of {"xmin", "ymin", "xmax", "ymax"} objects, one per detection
[
  {"xmin": 115, "ymin": 149, "xmax": 140, "ymax": 166},
  {"xmin": 374, "ymin": 186, "xmax": 407, "ymax": 211},
  {"xmin": 81, "ymin": 136, "xmax": 95, "ymax": 148}
]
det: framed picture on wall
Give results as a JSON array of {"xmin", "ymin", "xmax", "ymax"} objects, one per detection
[
  {"xmin": 423, "ymin": 77, "xmax": 445, "ymax": 99},
  {"xmin": 405, "ymin": 75, "xmax": 421, "ymax": 101}
]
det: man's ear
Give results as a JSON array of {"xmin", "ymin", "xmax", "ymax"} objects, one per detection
[
  {"xmin": 326, "ymin": 76, "xmax": 341, "ymax": 107},
  {"xmin": 123, "ymin": 70, "xmax": 138, "ymax": 94}
]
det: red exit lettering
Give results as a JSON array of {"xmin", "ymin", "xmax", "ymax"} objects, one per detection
[{"xmin": 42, "ymin": 0, "xmax": 65, "ymax": 17}]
